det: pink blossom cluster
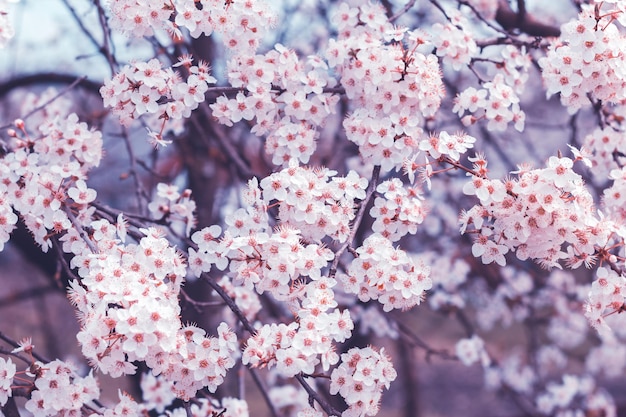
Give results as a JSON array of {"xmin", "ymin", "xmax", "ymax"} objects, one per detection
[
  {"xmin": 602, "ymin": 168, "xmax": 626, "ymax": 223},
  {"xmin": 101, "ymin": 58, "xmax": 216, "ymax": 140},
  {"xmin": 24, "ymin": 359, "xmax": 99, "ymax": 417},
  {"xmin": 455, "ymin": 335, "xmax": 490, "ymax": 366},
  {"xmin": 453, "ymin": 74, "xmax": 525, "ymax": 132},
  {"xmin": 259, "ymin": 165, "xmax": 368, "ymax": 242},
  {"xmin": 369, "ymin": 178, "xmax": 427, "ymax": 242},
  {"xmin": 461, "ymin": 155, "xmax": 602, "ymax": 268},
  {"xmin": 0, "ymin": 357, "xmax": 15, "ymax": 407},
  {"xmin": 327, "ymin": 3, "xmax": 445, "ymax": 172},
  {"xmin": 100, "ymin": 391, "xmax": 142, "ymax": 417},
  {"xmin": 210, "ymin": 46, "xmax": 339, "ymax": 165},
  {"xmin": 0, "ymin": 115, "xmax": 102, "ymax": 252},
  {"xmin": 107, "ymin": 0, "xmax": 274, "ymax": 54},
  {"xmin": 535, "ymin": 374, "xmax": 615, "ymax": 417},
  {"xmin": 424, "ymin": 253, "xmax": 470, "ymax": 310},
  {"xmin": 585, "ymin": 267, "xmax": 626, "ymax": 335},
  {"xmin": 148, "ymin": 182, "xmax": 197, "ymax": 236},
  {"xmin": 484, "ymin": 353, "xmax": 536, "ymax": 394},
  {"xmin": 329, "ymin": 346, "xmax": 397, "ymax": 417},
  {"xmin": 20, "ymin": 88, "xmax": 74, "ymax": 130},
  {"xmin": 582, "ymin": 127, "xmax": 625, "ymax": 181},
  {"xmin": 420, "ymin": 131, "xmax": 477, "ymax": 162},
  {"xmin": 134, "ymin": 385, "xmax": 246, "ymax": 417},
  {"xmin": 431, "ymin": 12, "xmax": 478, "ymax": 71},
  {"xmin": 540, "ymin": 6, "xmax": 626, "ymax": 114},
  {"xmin": 338, "ymin": 233, "xmax": 432, "ymax": 311},
  {"xmin": 243, "ymin": 276, "xmax": 354, "ymax": 377},
  {"xmin": 67, "ymin": 223, "xmax": 237, "ymax": 400},
  {"xmin": 140, "ymin": 372, "xmax": 176, "ymax": 413},
  {"xmin": 189, "ymin": 220, "xmax": 334, "ymax": 300},
  {"xmin": 498, "ymin": 45, "xmax": 532, "ymax": 95}
]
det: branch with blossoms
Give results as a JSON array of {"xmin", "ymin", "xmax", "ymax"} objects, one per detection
[{"xmin": 3, "ymin": 0, "xmax": 626, "ymax": 416}]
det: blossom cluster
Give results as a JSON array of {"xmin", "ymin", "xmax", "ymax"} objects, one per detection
[
  {"xmin": 329, "ymin": 346, "xmax": 397, "ymax": 417},
  {"xmin": 67, "ymin": 222, "xmax": 237, "ymax": 400},
  {"xmin": 602, "ymin": 167, "xmax": 626, "ymax": 223},
  {"xmin": 148, "ymin": 182, "xmax": 197, "ymax": 236},
  {"xmin": 210, "ymin": 46, "xmax": 340, "ymax": 165},
  {"xmin": 540, "ymin": 5, "xmax": 626, "ymax": 114},
  {"xmin": 339, "ymin": 233, "xmax": 432, "ymax": 311},
  {"xmin": 455, "ymin": 335, "xmax": 490, "ymax": 366},
  {"xmin": 260, "ymin": 165, "xmax": 367, "ymax": 242},
  {"xmin": 582, "ymin": 127, "xmax": 625, "ymax": 181},
  {"xmin": 584, "ymin": 266, "xmax": 626, "ymax": 334},
  {"xmin": 107, "ymin": 0, "xmax": 274, "ymax": 54},
  {"xmin": 453, "ymin": 74, "xmax": 525, "ymax": 132},
  {"xmin": 243, "ymin": 275, "xmax": 354, "ymax": 377},
  {"xmin": 189, "ymin": 214, "xmax": 334, "ymax": 300},
  {"xmin": 328, "ymin": 3, "xmax": 445, "ymax": 172},
  {"xmin": 535, "ymin": 374, "xmax": 615, "ymax": 417},
  {"xmin": 0, "ymin": 357, "xmax": 15, "ymax": 407},
  {"xmin": 461, "ymin": 155, "xmax": 602, "ymax": 268},
  {"xmin": 425, "ymin": 253, "xmax": 470, "ymax": 310},
  {"xmin": 102, "ymin": 389, "xmax": 248, "ymax": 417},
  {"xmin": 188, "ymin": 166, "xmax": 368, "ymax": 295},
  {"xmin": 369, "ymin": 178, "xmax": 427, "ymax": 242},
  {"xmin": 100, "ymin": 58, "xmax": 216, "ymax": 141},
  {"xmin": 24, "ymin": 359, "xmax": 99, "ymax": 417},
  {"xmin": 431, "ymin": 12, "xmax": 478, "ymax": 71},
  {"xmin": 140, "ymin": 372, "xmax": 177, "ymax": 413},
  {"xmin": 0, "ymin": 114, "xmax": 102, "ymax": 252}
]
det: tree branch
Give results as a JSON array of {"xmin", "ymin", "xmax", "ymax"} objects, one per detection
[{"xmin": 495, "ymin": 0, "xmax": 561, "ymax": 37}]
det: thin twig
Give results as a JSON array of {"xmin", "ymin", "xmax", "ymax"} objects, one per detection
[
  {"xmin": 0, "ymin": 332, "xmax": 48, "ymax": 363},
  {"xmin": 296, "ymin": 374, "xmax": 342, "ymax": 417},
  {"xmin": 0, "ymin": 285, "xmax": 57, "ymax": 308},
  {"xmin": 389, "ymin": 0, "xmax": 418, "ymax": 22},
  {"xmin": 248, "ymin": 367, "xmax": 281, "ymax": 417},
  {"xmin": 328, "ymin": 165, "xmax": 381, "ymax": 278},
  {"xmin": 203, "ymin": 274, "xmax": 255, "ymax": 333},
  {"xmin": 65, "ymin": 208, "xmax": 98, "ymax": 253},
  {"xmin": 93, "ymin": 0, "xmax": 118, "ymax": 74},
  {"xmin": 197, "ymin": 104, "xmax": 255, "ymax": 180},
  {"xmin": 0, "ymin": 76, "xmax": 88, "ymax": 130},
  {"xmin": 119, "ymin": 127, "xmax": 148, "ymax": 213},
  {"xmin": 394, "ymin": 321, "xmax": 457, "ymax": 361}
]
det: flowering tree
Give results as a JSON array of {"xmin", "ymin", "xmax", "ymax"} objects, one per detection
[{"xmin": 1, "ymin": 0, "xmax": 626, "ymax": 416}]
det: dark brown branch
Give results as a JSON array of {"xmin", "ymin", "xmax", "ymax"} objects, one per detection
[
  {"xmin": 203, "ymin": 274, "xmax": 255, "ymax": 334},
  {"xmin": 0, "ymin": 285, "xmax": 57, "ymax": 308},
  {"xmin": 328, "ymin": 165, "xmax": 381, "ymax": 278},
  {"xmin": 248, "ymin": 367, "xmax": 280, "ymax": 417},
  {"xmin": 0, "ymin": 332, "xmax": 48, "ymax": 363},
  {"xmin": 495, "ymin": 0, "xmax": 561, "ymax": 37},
  {"xmin": 1, "ymin": 397, "xmax": 20, "ymax": 417},
  {"xmin": 389, "ymin": 0, "xmax": 418, "ymax": 22},
  {"xmin": 203, "ymin": 274, "xmax": 342, "ymax": 416},
  {"xmin": 0, "ymin": 73, "xmax": 102, "ymax": 99},
  {"xmin": 296, "ymin": 374, "xmax": 342, "ymax": 416},
  {"xmin": 394, "ymin": 320, "xmax": 457, "ymax": 361},
  {"xmin": 516, "ymin": 0, "xmax": 527, "ymax": 25}
]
